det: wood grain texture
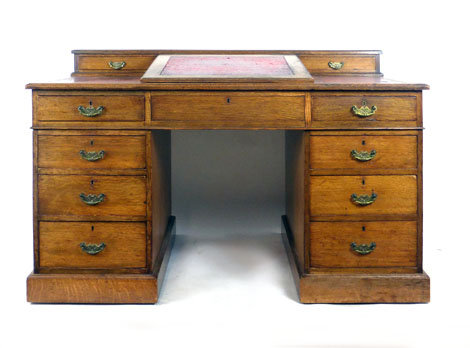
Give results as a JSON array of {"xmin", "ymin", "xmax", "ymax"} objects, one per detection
[
  {"xmin": 309, "ymin": 175, "xmax": 417, "ymax": 218},
  {"xmin": 298, "ymin": 54, "xmax": 377, "ymax": 74},
  {"xmin": 27, "ymin": 76, "xmax": 428, "ymax": 92},
  {"xmin": 310, "ymin": 221, "xmax": 417, "ymax": 268},
  {"xmin": 34, "ymin": 91, "xmax": 145, "ymax": 123},
  {"xmin": 150, "ymin": 131, "xmax": 172, "ymax": 272},
  {"xmin": 151, "ymin": 92, "xmax": 306, "ymax": 128},
  {"xmin": 285, "ymin": 132, "xmax": 306, "ymax": 271},
  {"xmin": 310, "ymin": 134, "xmax": 418, "ymax": 170},
  {"xmin": 78, "ymin": 55, "xmax": 156, "ymax": 71},
  {"xmin": 282, "ymin": 215, "xmax": 429, "ymax": 303},
  {"xmin": 39, "ymin": 222, "xmax": 146, "ymax": 269},
  {"xmin": 310, "ymin": 92, "xmax": 421, "ymax": 129},
  {"xmin": 299, "ymin": 272, "xmax": 430, "ymax": 303},
  {"xmin": 38, "ymin": 175, "xmax": 147, "ymax": 220},
  {"xmin": 38, "ymin": 134, "xmax": 146, "ymax": 170},
  {"xmin": 27, "ymin": 272, "xmax": 157, "ymax": 303}
]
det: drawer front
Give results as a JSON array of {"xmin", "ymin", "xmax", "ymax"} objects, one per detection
[
  {"xmin": 39, "ymin": 222, "xmax": 146, "ymax": 269},
  {"xmin": 38, "ymin": 175, "xmax": 147, "ymax": 219},
  {"xmin": 38, "ymin": 135, "xmax": 146, "ymax": 169},
  {"xmin": 310, "ymin": 135, "xmax": 417, "ymax": 170},
  {"xmin": 151, "ymin": 92, "xmax": 306, "ymax": 128},
  {"xmin": 299, "ymin": 55, "xmax": 377, "ymax": 74},
  {"xmin": 35, "ymin": 93, "xmax": 145, "ymax": 122},
  {"xmin": 311, "ymin": 92, "xmax": 419, "ymax": 125},
  {"xmin": 309, "ymin": 175, "xmax": 417, "ymax": 217},
  {"xmin": 310, "ymin": 221, "xmax": 417, "ymax": 268},
  {"xmin": 77, "ymin": 55, "xmax": 156, "ymax": 72}
]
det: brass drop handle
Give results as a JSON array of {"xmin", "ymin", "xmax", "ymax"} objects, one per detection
[
  {"xmin": 79, "ymin": 193, "xmax": 105, "ymax": 205},
  {"xmin": 351, "ymin": 100, "xmax": 377, "ymax": 117},
  {"xmin": 351, "ymin": 149, "xmax": 376, "ymax": 162},
  {"xmin": 351, "ymin": 242, "xmax": 376, "ymax": 255},
  {"xmin": 328, "ymin": 61, "xmax": 344, "ymax": 70},
  {"xmin": 108, "ymin": 61, "xmax": 126, "ymax": 70},
  {"xmin": 77, "ymin": 105, "xmax": 104, "ymax": 117},
  {"xmin": 79, "ymin": 150, "xmax": 105, "ymax": 161},
  {"xmin": 351, "ymin": 192, "xmax": 377, "ymax": 206},
  {"xmin": 80, "ymin": 242, "xmax": 106, "ymax": 255}
]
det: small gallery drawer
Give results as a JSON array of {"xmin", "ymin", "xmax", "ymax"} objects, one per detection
[
  {"xmin": 311, "ymin": 92, "xmax": 419, "ymax": 125},
  {"xmin": 39, "ymin": 222, "xmax": 147, "ymax": 269},
  {"xmin": 151, "ymin": 92, "xmax": 306, "ymax": 128},
  {"xmin": 35, "ymin": 92, "xmax": 145, "ymax": 122},
  {"xmin": 310, "ymin": 134, "xmax": 418, "ymax": 170},
  {"xmin": 38, "ymin": 134, "xmax": 146, "ymax": 170},
  {"xmin": 310, "ymin": 221, "xmax": 417, "ymax": 268},
  {"xmin": 299, "ymin": 54, "xmax": 378, "ymax": 74},
  {"xmin": 38, "ymin": 175, "xmax": 147, "ymax": 220},
  {"xmin": 309, "ymin": 175, "xmax": 417, "ymax": 217},
  {"xmin": 77, "ymin": 55, "xmax": 156, "ymax": 72}
]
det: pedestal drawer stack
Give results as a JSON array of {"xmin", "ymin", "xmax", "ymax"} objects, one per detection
[
  {"xmin": 309, "ymin": 130, "xmax": 421, "ymax": 274},
  {"xmin": 35, "ymin": 130, "xmax": 150, "ymax": 274}
]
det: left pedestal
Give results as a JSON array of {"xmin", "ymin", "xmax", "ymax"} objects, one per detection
[{"xmin": 28, "ymin": 123, "xmax": 172, "ymax": 304}]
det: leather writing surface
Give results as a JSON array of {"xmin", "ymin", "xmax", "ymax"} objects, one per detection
[{"xmin": 161, "ymin": 55, "xmax": 293, "ymax": 76}]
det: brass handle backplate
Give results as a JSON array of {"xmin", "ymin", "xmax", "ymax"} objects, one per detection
[
  {"xmin": 351, "ymin": 100, "xmax": 377, "ymax": 118},
  {"xmin": 77, "ymin": 105, "xmax": 104, "ymax": 117},
  {"xmin": 80, "ymin": 242, "xmax": 106, "ymax": 255},
  {"xmin": 328, "ymin": 61, "xmax": 344, "ymax": 70},
  {"xmin": 351, "ymin": 149, "xmax": 376, "ymax": 162},
  {"xmin": 79, "ymin": 150, "xmax": 105, "ymax": 161},
  {"xmin": 79, "ymin": 193, "xmax": 105, "ymax": 205},
  {"xmin": 351, "ymin": 242, "xmax": 376, "ymax": 255},
  {"xmin": 108, "ymin": 61, "xmax": 126, "ymax": 70},
  {"xmin": 351, "ymin": 192, "xmax": 377, "ymax": 206}
]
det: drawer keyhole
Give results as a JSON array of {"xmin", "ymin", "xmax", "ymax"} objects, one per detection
[
  {"xmin": 227, "ymin": 97, "xmax": 231, "ymax": 104},
  {"xmin": 362, "ymin": 226, "xmax": 366, "ymax": 231},
  {"xmin": 91, "ymin": 225, "xmax": 94, "ymax": 232},
  {"xmin": 90, "ymin": 179, "xmax": 95, "ymax": 186},
  {"xmin": 362, "ymin": 140, "xmax": 366, "ymax": 145},
  {"xmin": 362, "ymin": 179, "xmax": 365, "ymax": 185},
  {"xmin": 90, "ymin": 140, "xmax": 94, "ymax": 146}
]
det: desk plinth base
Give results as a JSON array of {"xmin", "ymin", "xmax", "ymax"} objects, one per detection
[
  {"xmin": 27, "ymin": 216, "xmax": 176, "ymax": 304},
  {"xmin": 281, "ymin": 215, "xmax": 430, "ymax": 304}
]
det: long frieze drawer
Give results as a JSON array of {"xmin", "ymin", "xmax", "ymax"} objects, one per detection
[
  {"xmin": 151, "ymin": 92, "xmax": 306, "ymax": 128},
  {"xmin": 310, "ymin": 134, "xmax": 417, "ymax": 170},
  {"xmin": 38, "ymin": 175, "xmax": 147, "ymax": 220},
  {"xmin": 39, "ymin": 222, "xmax": 147, "ymax": 269},
  {"xmin": 38, "ymin": 135, "xmax": 146, "ymax": 169},
  {"xmin": 299, "ymin": 54, "xmax": 378, "ymax": 74},
  {"xmin": 77, "ymin": 55, "xmax": 156, "ymax": 72},
  {"xmin": 310, "ymin": 221, "xmax": 417, "ymax": 268},
  {"xmin": 311, "ymin": 92, "xmax": 420, "ymax": 126},
  {"xmin": 309, "ymin": 175, "xmax": 417, "ymax": 217},
  {"xmin": 34, "ymin": 92, "xmax": 145, "ymax": 122}
]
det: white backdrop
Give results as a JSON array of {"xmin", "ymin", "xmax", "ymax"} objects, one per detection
[{"xmin": 1, "ymin": 1, "xmax": 469, "ymax": 347}]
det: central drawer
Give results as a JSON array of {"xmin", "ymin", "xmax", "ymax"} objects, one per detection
[
  {"xmin": 151, "ymin": 92, "xmax": 306, "ymax": 128},
  {"xmin": 38, "ymin": 134, "xmax": 146, "ymax": 170},
  {"xmin": 38, "ymin": 175, "xmax": 147, "ymax": 220},
  {"xmin": 39, "ymin": 222, "xmax": 147, "ymax": 269},
  {"xmin": 309, "ymin": 175, "xmax": 417, "ymax": 217}
]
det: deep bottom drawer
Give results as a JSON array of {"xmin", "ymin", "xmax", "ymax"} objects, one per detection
[
  {"xmin": 39, "ymin": 222, "xmax": 147, "ymax": 269},
  {"xmin": 310, "ymin": 221, "xmax": 417, "ymax": 268}
]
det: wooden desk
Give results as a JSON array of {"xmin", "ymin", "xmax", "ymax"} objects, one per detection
[{"xmin": 26, "ymin": 50, "xmax": 430, "ymax": 304}]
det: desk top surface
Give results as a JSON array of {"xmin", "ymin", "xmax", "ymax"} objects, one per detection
[{"xmin": 26, "ymin": 75, "xmax": 429, "ymax": 91}]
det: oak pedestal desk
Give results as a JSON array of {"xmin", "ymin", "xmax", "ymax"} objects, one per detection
[{"xmin": 26, "ymin": 50, "xmax": 430, "ymax": 304}]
